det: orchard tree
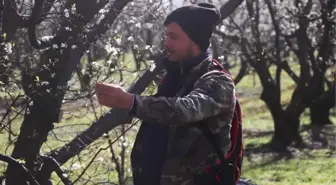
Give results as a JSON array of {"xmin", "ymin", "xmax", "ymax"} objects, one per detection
[
  {"xmin": 217, "ymin": 0, "xmax": 335, "ymax": 152},
  {"xmin": 1, "ymin": 0, "xmax": 134, "ymax": 184},
  {"xmin": 0, "ymin": 0, "xmax": 245, "ymax": 184}
]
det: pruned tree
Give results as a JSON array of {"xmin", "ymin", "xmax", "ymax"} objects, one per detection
[
  {"xmin": 219, "ymin": 0, "xmax": 335, "ymax": 152},
  {"xmin": 0, "ymin": 0, "xmax": 246, "ymax": 184}
]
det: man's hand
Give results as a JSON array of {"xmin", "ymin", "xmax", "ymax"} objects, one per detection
[{"xmin": 95, "ymin": 82, "xmax": 133, "ymax": 109}]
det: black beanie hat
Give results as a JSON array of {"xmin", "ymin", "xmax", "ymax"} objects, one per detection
[{"xmin": 164, "ymin": 3, "xmax": 221, "ymax": 52}]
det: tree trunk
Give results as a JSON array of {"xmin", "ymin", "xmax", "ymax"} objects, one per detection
[
  {"xmin": 34, "ymin": 57, "xmax": 164, "ymax": 183},
  {"xmin": 5, "ymin": 0, "xmax": 131, "ymax": 183},
  {"xmin": 5, "ymin": 48, "xmax": 81, "ymax": 185},
  {"xmin": 310, "ymin": 104, "xmax": 333, "ymax": 126},
  {"xmin": 259, "ymin": 80, "xmax": 301, "ymax": 152},
  {"xmin": 271, "ymin": 111, "xmax": 301, "ymax": 152},
  {"xmin": 261, "ymin": 88, "xmax": 297, "ymax": 152},
  {"xmin": 310, "ymin": 84, "xmax": 335, "ymax": 126}
]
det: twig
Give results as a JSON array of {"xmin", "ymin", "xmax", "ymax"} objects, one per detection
[
  {"xmin": 72, "ymin": 122, "xmax": 137, "ymax": 184},
  {"xmin": 40, "ymin": 156, "xmax": 73, "ymax": 185},
  {"xmin": 0, "ymin": 94, "xmax": 24, "ymax": 128},
  {"xmin": 0, "ymin": 154, "xmax": 40, "ymax": 185}
]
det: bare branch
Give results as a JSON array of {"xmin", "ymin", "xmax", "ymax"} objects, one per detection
[
  {"xmin": 49, "ymin": 53, "xmax": 165, "ymax": 165},
  {"xmin": 0, "ymin": 94, "xmax": 24, "ymax": 128},
  {"xmin": 109, "ymin": 138, "xmax": 123, "ymax": 184},
  {"xmin": 0, "ymin": 154, "xmax": 40, "ymax": 185},
  {"xmin": 72, "ymin": 123, "xmax": 136, "ymax": 184},
  {"xmin": 84, "ymin": 0, "xmax": 134, "ymax": 47},
  {"xmin": 219, "ymin": 0, "xmax": 244, "ymax": 21},
  {"xmin": 214, "ymin": 29, "xmax": 240, "ymax": 42},
  {"xmin": 234, "ymin": 58, "xmax": 249, "ymax": 85},
  {"xmin": 42, "ymin": 0, "xmax": 58, "ymax": 15},
  {"xmin": 37, "ymin": 156, "xmax": 73, "ymax": 185}
]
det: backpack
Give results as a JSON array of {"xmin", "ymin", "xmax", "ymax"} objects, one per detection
[{"xmin": 181, "ymin": 59, "xmax": 244, "ymax": 185}]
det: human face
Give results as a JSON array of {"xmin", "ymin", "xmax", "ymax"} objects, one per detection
[{"xmin": 163, "ymin": 22, "xmax": 200, "ymax": 62}]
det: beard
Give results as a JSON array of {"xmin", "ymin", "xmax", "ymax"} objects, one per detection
[{"xmin": 166, "ymin": 43, "xmax": 196, "ymax": 62}]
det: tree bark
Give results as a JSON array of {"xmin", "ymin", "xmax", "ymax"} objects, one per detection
[
  {"xmin": 258, "ymin": 80, "xmax": 300, "ymax": 152},
  {"xmin": 271, "ymin": 110, "xmax": 302, "ymax": 152},
  {"xmin": 310, "ymin": 84, "xmax": 335, "ymax": 126},
  {"xmin": 5, "ymin": 47, "xmax": 82, "ymax": 185}
]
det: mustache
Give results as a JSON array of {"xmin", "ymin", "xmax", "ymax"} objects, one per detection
[{"xmin": 165, "ymin": 48, "xmax": 175, "ymax": 53}]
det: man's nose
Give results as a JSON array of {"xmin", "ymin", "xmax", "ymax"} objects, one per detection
[{"xmin": 163, "ymin": 40, "xmax": 169, "ymax": 48}]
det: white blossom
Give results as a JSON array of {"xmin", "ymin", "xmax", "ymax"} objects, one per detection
[
  {"xmin": 149, "ymin": 60, "xmax": 156, "ymax": 72},
  {"xmin": 116, "ymin": 38, "xmax": 122, "ymax": 45},
  {"xmin": 71, "ymin": 4, "xmax": 76, "ymax": 14},
  {"xmin": 4, "ymin": 43, "xmax": 12, "ymax": 54},
  {"xmin": 64, "ymin": 9, "xmax": 69, "ymax": 18},
  {"xmin": 61, "ymin": 43, "xmax": 67, "ymax": 48},
  {"xmin": 99, "ymin": 8, "xmax": 108, "ymax": 14}
]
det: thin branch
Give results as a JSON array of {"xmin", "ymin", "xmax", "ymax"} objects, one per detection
[
  {"xmin": 0, "ymin": 154, "xmax": 40, "ymax": 185},
  {"xmin": 39, "ymin": 156, "xmax": 73, "ymax": 185},
  {"xmin": 72, "ymin": 122, "xmax": 137, "ymax": 184},
  {"xmin": 275, "ymin": 60, "xmax": 300, "ymax": 83},
  {"xmin": 264, "ymin": 1, "xmax": 280, "ymax": 59},
  {"xmin": 214, "ymin": 29, "xmax": 240, "ymax": 42},
  {"xmin": 0, "ymin": 94, "xmax": 24, "ymax": 127},
  {"xmin": 219, "ymin": 0, "xmax": 244, "ymax": 21},
  {"xmin": 84, "ymin": 0, "xmax": 133, "ymax": 47},
  {"xmin": 234, "ymin": 58, "xmax": 249, "ymax": 85},
  {"xmin": 109, "ymin": 138, "xmax": 123, "ymax": 185}
]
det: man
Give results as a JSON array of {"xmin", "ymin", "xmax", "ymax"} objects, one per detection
[{"xmin": 96, "ymin": 3, "xmax": 242, "ymax": 185}]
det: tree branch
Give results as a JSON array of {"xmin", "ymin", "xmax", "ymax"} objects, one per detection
[
  {"xmin": 28, "ymin": 0, "xmax": 56, "ymax": 49},
  {"xmin": 49, "ymin": 53, "xmax": 165, "ymax": 165},
  {"xmin": 37, "ymin": 156, "xmax": 72, "ymax": 185},
  {"xmin": 42, "ymin": 0, "xmax": 58, "ymax": 16},
  {"xmin": 265, "ymin": 0, "xmax": 282, "ymax": 87},
  {"xmin": 84, "ymin": 0, "xmax": 133, "ymax": 47},
  {"xmin": 109, "ymin": 138, "xmax": 123, "ymax": 185},
  {"xmin": 316, "ymin": 0, "xmax": 335, "ymax": 71},
  {"xmin": 0, "ymin": 154, "xmax": 40, "ymax": 185},
  {"xmin": 234, "ymin": 58, "xmax": 249, "ymax": 85},
  {"xmin": 275, "ymin": 60, "xmax": 300, "ymax": 83},
  {"xmin": 219, "ymin": 0, "xmax": 244, "ymax": 21}
]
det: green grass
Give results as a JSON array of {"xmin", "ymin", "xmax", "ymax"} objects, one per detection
[
  {"xmin": 242, "ymin": 149, "xmax": 335, "ymax": 185},
  {"xmin": 232, "ymin": 62, "xmax": 336, "ymax": 185},
  {"xmin": 242, "ymin": 129, "xmax": 336, "ymax": 185}
]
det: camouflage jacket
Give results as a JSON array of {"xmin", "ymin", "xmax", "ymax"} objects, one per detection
[{"xmin": 128, "ymin": 56, "xmax": 236, "ymax": 185}]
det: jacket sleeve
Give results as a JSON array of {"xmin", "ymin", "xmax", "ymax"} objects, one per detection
[{"xmin": 128, "ymin": 70, "xmax": 236, "ymax": 125}]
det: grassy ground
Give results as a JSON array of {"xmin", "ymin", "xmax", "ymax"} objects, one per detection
[
  {"xmin": 232, "ymin": 63, "xmax": 336, "ymax": 185},
  {"xmin": 0, "ymin": 55, "xmax": 335, "ymax": 184}
]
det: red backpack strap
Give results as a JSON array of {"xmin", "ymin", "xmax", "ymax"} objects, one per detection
[
  {"xmin": 212, "ymin": 59, "xmax": 244, "ymax": 183},
  {"xmin": 212, "ymin": 59, "xmax": 232, "ymax": 78},
  {"xmin": 180, "ymin": 58, "xmax": 244, "ymax": 184},
  {"xmin": 226, "ymin": 99, "xmax": 243, "ymax": 183}
]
